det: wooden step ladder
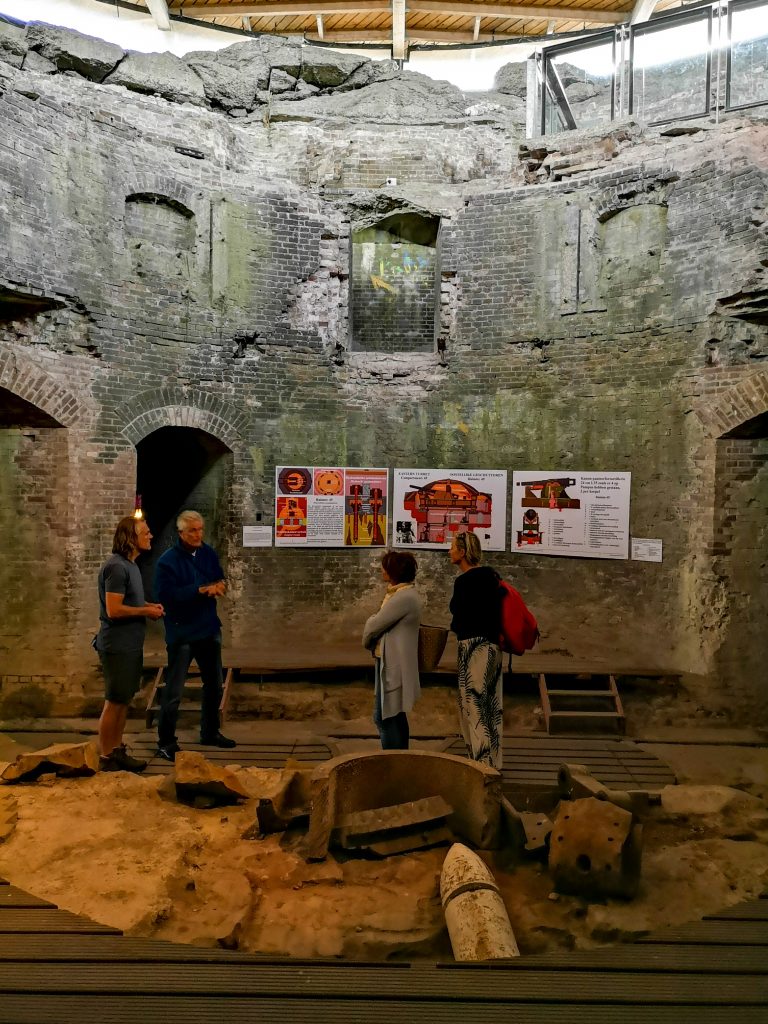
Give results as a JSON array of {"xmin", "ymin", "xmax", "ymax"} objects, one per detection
[
  {"xmin": 538, "ymin": 672, "xmax": 625, "ymax": 734},
  {"xmin": 143, "ymin": 664, "xmax": 233, "ymax": 728}
]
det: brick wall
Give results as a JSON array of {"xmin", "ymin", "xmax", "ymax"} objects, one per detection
[{"xmin": 0, "ymin": 62, "xmax": 767, "ymax": 719}]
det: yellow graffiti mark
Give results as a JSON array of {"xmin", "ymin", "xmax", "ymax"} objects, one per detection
[{"xmin": 370, "ymin": 274, "xmax": 396, "ymax": 294}]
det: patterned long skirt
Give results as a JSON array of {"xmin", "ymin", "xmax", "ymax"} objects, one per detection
[{"xmin": 457, "ymin": 637, "xmax": 504, "ymax": 770}]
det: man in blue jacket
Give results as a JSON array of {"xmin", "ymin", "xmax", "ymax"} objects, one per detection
[{"xmin": 154, "ymin": 509, "xmax": 236, "ymax": 761}]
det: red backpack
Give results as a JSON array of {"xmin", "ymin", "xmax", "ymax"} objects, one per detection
[{"xmin": 498, "ymin": 580, "xmax": 540, "ymax": 656}]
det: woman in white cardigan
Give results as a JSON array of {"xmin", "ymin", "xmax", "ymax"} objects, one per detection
[{"xmin": 362, "ymin": 550, "xmax": 422, "ymax": 749}]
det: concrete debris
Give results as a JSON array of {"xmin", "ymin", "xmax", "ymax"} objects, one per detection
[
  {"xmin": 26, "ymin": 22, "xmax": 122, "ymax": 82},
  {"xmin": 184, "ymin": 43, "xmax": 268, "ymax": 111},
  {"xmin": 0, "ymin": 742, "xmax": 99, "ymax": 783},
  {"xmin": 253, "ymin": 762, "xmax": 312, "ymax": 834},
  {"xmin": 441, "ymin": 842, "xmax": 520, "ymax": 960},
  {"xmin": 549, "ymin": 796, "xmax": 643, "ymax": 899},
  {"xmin": 0, "ymin": 20, "xmax": 27, "ymax": 69},
  {"xmin": 173, "ymin": 751, "xmax": 251, "ymax": 806},
  {"xmin": 105, "ymin": 51, "xmax": 207, "ymax": 107},
  {"xmin": 299, "ymin": 48, "xmax": 368, "ymax": 89}
]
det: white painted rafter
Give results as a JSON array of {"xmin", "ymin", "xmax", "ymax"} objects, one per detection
[
  {"xmin": 392, "ymin": 0, "xmax": 406, "ymax": 58},
  {"xmin": 147, "ymin": 0, "xmax": 172, "ymax": 29}
]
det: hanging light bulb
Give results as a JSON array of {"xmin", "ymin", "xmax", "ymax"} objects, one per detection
[{"xmin": 133, "ymin": 494, "xmax": 144, "ymax": 520}]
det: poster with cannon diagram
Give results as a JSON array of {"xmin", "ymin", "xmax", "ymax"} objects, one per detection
[
  {"xmin": 392, "ymin": 469, "xmax": 508, "ymax": 551},
  {"xmin": 274, "ymin": 466, "xmax": 388, "ymax": 547},
  {"xmin": 512, "ymin": 471, "xmax": 631, "ymax": 559}
]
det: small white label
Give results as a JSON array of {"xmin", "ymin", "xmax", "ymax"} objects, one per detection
[
  {"xmin": 631, "ymin": 537, "xmax": 662, "ymax": 562},
  {"xmin": 243, "ymin": 525, "xmax": 273, "ymax": 547}
]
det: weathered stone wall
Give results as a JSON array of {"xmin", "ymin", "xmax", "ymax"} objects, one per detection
[{"xmin": 0, "ymin": 22, "xmax": 766, "ymax": 722}]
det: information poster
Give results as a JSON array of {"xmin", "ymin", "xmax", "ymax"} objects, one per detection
[
  {"xmin": 392, "ymin": 469, "xmax": 507, "ymax": 551},
  {"xmin": 274, "ymin": 466, "xmax": 388, "ymax": 548},
  {"xmin": 511, "ymin": 470, "xmax": 631, "ymax": 559}
]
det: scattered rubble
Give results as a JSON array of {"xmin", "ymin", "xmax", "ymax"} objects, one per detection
[{"xmin": 1, "ymin": 741, "xmax": 99, "ymax": 783}]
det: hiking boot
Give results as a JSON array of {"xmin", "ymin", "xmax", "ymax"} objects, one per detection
[
  {"xmin": 100, "ymin": 745, "xmax": 147, "ymax": 773},
  {"xmin": 200, "ymin": 731, "xmax": 237, "ymax": 749}
]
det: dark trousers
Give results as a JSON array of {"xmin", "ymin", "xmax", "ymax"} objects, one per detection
[
  {"xmin": 374, "ymin": 707, "xmax": 410, "ymax": 750},
  {"xmin": 158, "ymin": 633, "xmax": 222, "ymax": 746}
]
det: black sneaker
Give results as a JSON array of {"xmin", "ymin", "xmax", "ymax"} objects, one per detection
[
  {"xmin": 200, "ymin": 731, "xmax": 237, "ymax": 749},
  {"xmin": 156, "ymin": 742, "xmax": 180, "ymax": 763},
  {"xmin": 101, "ymin": 745, "xmax": 147, "ymax": 774}
]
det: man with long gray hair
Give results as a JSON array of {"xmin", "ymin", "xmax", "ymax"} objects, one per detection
[{"xmin": 153, "ymin": 510, "xmax": 236, "ymax": 761}]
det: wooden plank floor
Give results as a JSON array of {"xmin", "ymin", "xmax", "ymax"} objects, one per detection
[
  {"xmin": 129, "ymin": 731, "xmax": 676, "ymax": 789},
  {"xmin": 0, "ymin": 877, "xmax": 765, "ymax": 1023},
  {"xmin": 444, "ymin": 735, "xmax": 677, "ymax": 790},
  {"xmin": 130, "ymin": 736, "xmax": 335, "ymax": 776}
]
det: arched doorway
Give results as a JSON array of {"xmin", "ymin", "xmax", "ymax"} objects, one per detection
[
  {"xmin": 135, "ymin": 426, "xmax": 233, "ymax": 601},
  {"xmin": 0, "ymin": 388, "xmax": 68, "ymax": 683}
]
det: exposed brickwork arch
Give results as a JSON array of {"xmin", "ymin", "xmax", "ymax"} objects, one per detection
[
  {"xmin": 695, "ymin": 370, "xmax": 768, "ymax": 438},
  {"xmin": 0, "ymin": 345, "xmax": 83, "ymax": 426},
  {"xmin": 117, "ymin": 387, "xmax": 247, "ymax": 449},
  {"xmin": 122, "ymin": 174, "xmax": 201, "ymax": 220}
]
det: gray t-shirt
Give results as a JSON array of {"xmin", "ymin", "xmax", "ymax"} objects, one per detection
[{"xmin": 96, "ymin": 554, "xmax": 146, "ymax": 654}]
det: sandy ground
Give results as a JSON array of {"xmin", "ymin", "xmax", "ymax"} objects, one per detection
[{"xmin": 1, "ymin": 712, "xmax": 767, "ymax": 960}]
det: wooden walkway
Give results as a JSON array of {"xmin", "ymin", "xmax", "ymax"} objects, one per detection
[
  {"xmin": 0, "ymin": 877, "xmax": 765, "ymax": 1023},
  {"xmin": 130, "ymin": 732, "xmax": 677, "ymax": 790}
]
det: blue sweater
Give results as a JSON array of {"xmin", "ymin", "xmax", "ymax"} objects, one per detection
[{"xmin": 154, "ymin": 540, "xmax": 224, "ymax": 645}]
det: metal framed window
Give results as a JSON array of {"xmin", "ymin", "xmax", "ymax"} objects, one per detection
[
  {"xmin": 726, "ymin": 0, "xmax": 768, "ymax": 109},
  {"xmin": 540, "ymin": 31, "xmax": 616, "ymax": 137},
  {"xmin": 629, "ymin": 6, "xmax": 713, "ymax": 125}
]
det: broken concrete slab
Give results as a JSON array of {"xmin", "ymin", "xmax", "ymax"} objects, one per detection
[
  {"xmin": 299, "ymin": 48, "xmax": 368, "ymax": 89},
  {"xmin": 493, "ymin": 61, "xmax": 528, "ymax": 99},
  {"xmin": 1, "ymin": 741, "xmax": 99, "ymax": 783},
  {"xmin": 260, "ymin": 34, "xmax": 302, "ymax": 77},
  {"xmin": 26, "ymin": 22, "xmax": 123, "ymax": 82},
  {"xmin": 334, "ymin": 59, "xmax": 401, "ymax": 94},
  {"xmin": 305, "ymin": 750, "xmax": 502, "ymax": 861},
  {"xmin": 270, "ymin": 72, "xmax": 468, "ymax": 125},
  {"xmin": 21, "ymin": 49, "xmax": 55, "ymax": 75},
  {"xmin": 184, "ymin": 39, "xmax": 269, "ymax": 111},
  {"xmin": 268, "ymin": 68, "xmax": 297, "ymax": 94},
  {"xmin": 0, "ymin": 20, "xmax": 27, "ymax": 69},
  {"xmin": 174, "ymin": 750, "xmax": 251, "ymax": 806},
  {"xmin": 105, "ymin": 51, "xmax": 206, "ymax": 107}
]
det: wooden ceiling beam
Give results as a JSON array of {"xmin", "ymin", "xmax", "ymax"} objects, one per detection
[
  {"xmin": 176, "ymin": 0, "xmax": 629, "ymax": 23},
  {"xmin": 409, "ymin": 1, "xmax": 627, "ymax": 24},
  {"xmin": 303, "ymin": 27, "xmax": 532, "ymax": 40},
  {"xmin": 176, "ymin": 1, "xmax": 389, "ymax": 14}
]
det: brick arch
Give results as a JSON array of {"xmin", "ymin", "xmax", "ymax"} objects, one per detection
[
  {"xmin": 122, "ymin": 174, "xmax": 201, "ymax": 219},
  {"xmin": 695, "ymin": 370, "xmax": 768, "ymax": 439},
  {"xmin": 117, "ymin": 388, "xmax": 247, "ymax": 450},
  {"xmin": 0, "ymin": 345, "xmax": 83, "ymax": 426}
]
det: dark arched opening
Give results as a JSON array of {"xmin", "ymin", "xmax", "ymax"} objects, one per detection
[{"xmin": 135, "ymin": 426, "xmax": 232, "ymax": 601}]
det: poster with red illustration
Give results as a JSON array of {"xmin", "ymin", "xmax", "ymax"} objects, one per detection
[{"xmin": 275, "ymin": 466, "xmax": 388, "ymax": 547}]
